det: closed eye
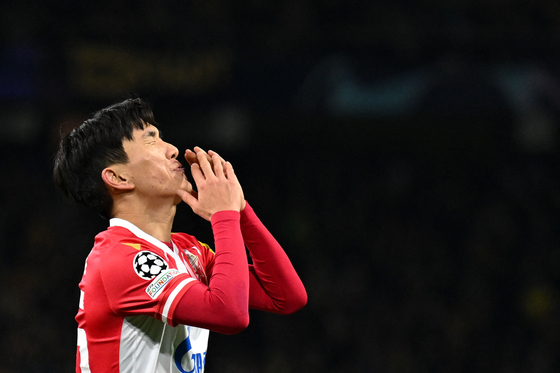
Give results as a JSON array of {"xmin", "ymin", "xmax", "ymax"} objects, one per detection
[{"xmin": 143, "ymin": 127, "xmax": 162, "ymax": 143}]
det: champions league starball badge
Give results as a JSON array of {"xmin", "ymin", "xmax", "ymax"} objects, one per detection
[{"xmin": 133, "ymin": 251, "xmax": 168, "ymax": 280}]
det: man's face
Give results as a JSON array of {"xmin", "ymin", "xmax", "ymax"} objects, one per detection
[{"xmin": 121, "ymin": 124, "xmax": 192, "ymax": 203}]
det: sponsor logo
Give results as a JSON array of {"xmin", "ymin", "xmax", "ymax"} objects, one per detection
[
  {"xmin": 174, "ymin": 331, "xmax": 206, "ymax": 373},
  {"xmin": 145, "ymin": 269, "xmax": 179, "ymax": 299}
]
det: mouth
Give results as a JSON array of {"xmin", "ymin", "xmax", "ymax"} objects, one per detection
[{"xmin": 173, "ymin": 161, "xmax": 184, "ymax": 172}]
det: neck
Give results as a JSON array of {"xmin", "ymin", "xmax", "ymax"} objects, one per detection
[{"xmin": 112, "ymin": 200, "xmax": 177, "ymax": 242}]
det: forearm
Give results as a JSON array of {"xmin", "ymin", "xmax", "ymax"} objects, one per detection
[
  {"xmin": 241, "ymin": 203, "xmax": 307, "ymax": 314},
  {"xmin": 173, "ymin": 211, "xmax": 250, "ymax": 334}
]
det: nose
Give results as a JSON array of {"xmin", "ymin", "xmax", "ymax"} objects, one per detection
[{"xmin": 166, "ymin": 141, "xmax": 179, "ymax": 160}]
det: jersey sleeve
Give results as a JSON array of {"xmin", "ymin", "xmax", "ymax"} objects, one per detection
[
  {"xmin": 96, "ymin": 233, "xmax": 201, "ymax": 326},
  {"xmin": 172, "ymin": 211, "xmax": 250, "ymax": 334},
  {"xmin": 240, "ymin": 202, "xmax": 308, "ymax": 314}
]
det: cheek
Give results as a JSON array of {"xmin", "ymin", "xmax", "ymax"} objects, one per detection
[{"xmin": 132, "ymin": 163, "xmax": 170, "ymax": 188}]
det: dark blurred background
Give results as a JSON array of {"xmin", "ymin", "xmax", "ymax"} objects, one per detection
[{"xmin": 2, "ymin": 1, "xmax": 560, "ymax": 372}]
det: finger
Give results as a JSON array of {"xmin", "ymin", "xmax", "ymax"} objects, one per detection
[
  {"xmin": 189, "ymin": 162, "xmax": 206, "ymax": 182},
  {"xmin": 177, "ymin": 189, "xmax": 198, "ymax": 206},
  {"xmin": 208, "ymin": 150, "xmax": 230, "ymax": 178},
  {"xmin": 193, "ymin": 146, "xmax": 210, "ymax": 158},
  {"xmin": 185, "ymin": 149, "xmax": 212, "ymax": 166},
  {"xmin": 208, "ymin": 150, "xmax": 226, "ymax": 165},
  {"xmin": 211, "ymin": 154, "xmax": 225, "ymax": 179},
  {"xmin": 195, "ymin": 147, "xmax": 213, "ymax": 163},
  {"xmin": 185, "ymin": 149, "xmax": 198, "ymax": 166},
  {"xmin": 223, "ymin": 161, "xmax": 238, "ymax": 181},
  {"xmin": 196, "ymin": 149, "xmax": 215, "ymax": 178}
]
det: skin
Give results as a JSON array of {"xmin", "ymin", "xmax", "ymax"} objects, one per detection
[{"xmin": 101, "ymin": 124, "xmax": 245, "ymax": 242}]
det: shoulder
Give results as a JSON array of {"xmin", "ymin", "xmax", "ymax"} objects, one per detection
[
  {"xmin": 89, "ymin": 228, "xmax": 175, "ymax": 289},
  {"xmin": 92, "ymin": 226, "xmax": 162, "ymax": 266},
  {"xmin": 95, "ymin": 226, "xmax": 138, "ymax": 247}
]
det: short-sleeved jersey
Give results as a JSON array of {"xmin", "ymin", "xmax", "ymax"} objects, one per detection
[{"xmin": 76, "ymin": 218, "xmax": 215, "ymax": 373}]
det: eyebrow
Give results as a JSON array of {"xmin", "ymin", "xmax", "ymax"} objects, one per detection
[{"xmin": 142, "ymin": 128, "xmax": 161, "ymax": 139}]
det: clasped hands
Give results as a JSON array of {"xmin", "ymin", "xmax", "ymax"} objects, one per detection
[{"xmin": 177, "ymin": 147, "xmax": 246, "ymax": 221}]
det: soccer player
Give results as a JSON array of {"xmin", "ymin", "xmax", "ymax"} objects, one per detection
[{"xmin": 53, "ymin": 98, "xmax": 307, "ymax": 373}]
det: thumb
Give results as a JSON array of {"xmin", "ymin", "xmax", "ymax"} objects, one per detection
[{"xmin": 177, "ymin": 189, "xmax": 198, "ymax": 207}]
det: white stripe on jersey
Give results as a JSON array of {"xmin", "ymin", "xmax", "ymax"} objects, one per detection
[
  {"xmin": 162, "ymin": 278, "xmax": 196, "ymax": 325},
  {"xmin": 77, "ymin": 328, "xmax": 90, "ymax": 373},
  {"xmin": 79, "ymin": 261, "xmax": 87, "ymax": 310},
  {"xmin": 79, "ymin": 290, "xmax": 85, "ymax": 310}
]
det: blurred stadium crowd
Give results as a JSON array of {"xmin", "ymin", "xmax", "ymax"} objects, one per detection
[{"xmin": 1, "ymin": 1, "xmax": 560, "ymax": 372}]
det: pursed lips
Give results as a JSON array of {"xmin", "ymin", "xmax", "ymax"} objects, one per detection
[{"xmin": 173, "ymin": 162, "xmax": 185, "ymax": 172}]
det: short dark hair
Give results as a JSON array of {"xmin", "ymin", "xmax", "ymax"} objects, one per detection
[{"xmin": 53, "ymin": 98, "xmax": 157, "ymax": 219}]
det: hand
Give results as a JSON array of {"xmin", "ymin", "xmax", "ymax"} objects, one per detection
[
  {"xmin": 177, "ymin": 148, "xmax": 245, "ymax": 220},
  {"xmin": 184, "ymin": 146, "xmax": 213, "ymax": 168},
  {"xmin": 206, "ymin": 149, "xmax": 246, "ymax": 211},
  {"xmin": 184, "ymin": 147, "xmax": 246, "ymax": 211}
]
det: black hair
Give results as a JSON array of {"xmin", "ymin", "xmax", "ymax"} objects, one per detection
[{"xmin": 53, "ymin": 98, "xmax": 157, "ymax": 219}]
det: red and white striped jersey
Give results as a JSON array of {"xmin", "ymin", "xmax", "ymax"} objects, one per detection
[{"xmin": 76, "ymin": 218, "xmax": 215, "ymax": 373}]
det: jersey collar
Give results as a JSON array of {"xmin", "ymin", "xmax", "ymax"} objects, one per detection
[{"xmin": 109, "ymin": 218, "xmax": 190, "ymax": 274}]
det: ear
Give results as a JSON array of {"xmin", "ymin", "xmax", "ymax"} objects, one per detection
[{"xmin": 101, "ymin": 166, "xmax": 135, "ymax": 193}]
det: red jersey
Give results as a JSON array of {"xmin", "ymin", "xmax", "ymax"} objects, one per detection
[
  {"xmin": 76, "ymin": 203, "xmax": 308, "ymax": 372},
  {"xmin": 76, "ymin": 218, "xmax": 214, "ymax": 373}
]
